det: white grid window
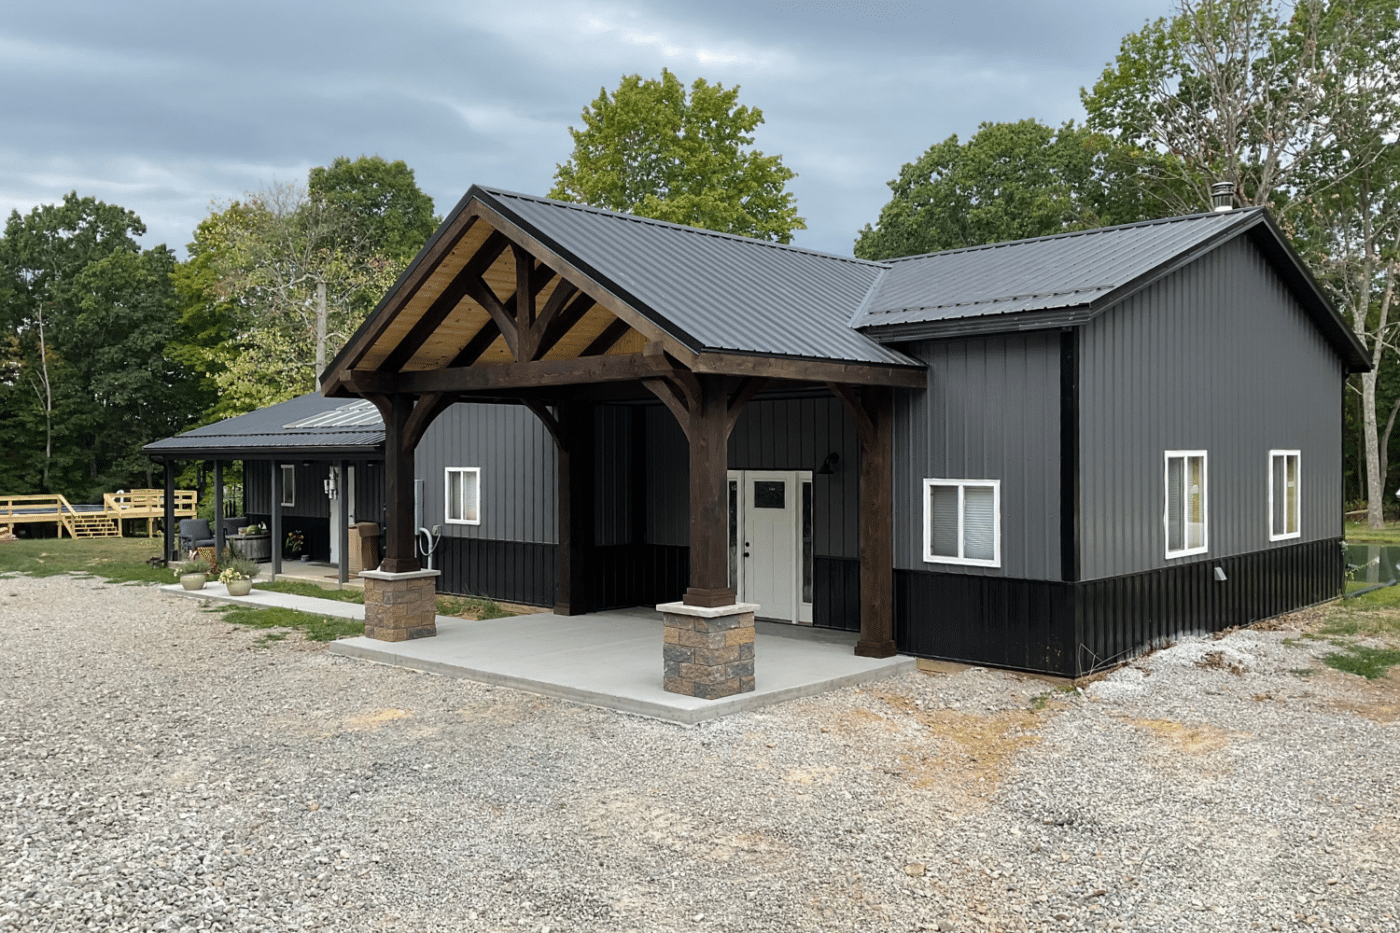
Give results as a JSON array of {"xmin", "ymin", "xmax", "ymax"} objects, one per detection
[
  {"xmin": 279, "ymin": 464, "xmax": 295, "ymax": 507},
  {"xmin": 445, "ymin": 467, "xmax": 480, "ymax": 525},
  {"xmin": 1164, "ymin": 451, "xmax": 1208, "ymax": 558},
  {"xmin": 923, "ymin": 479, "xmax": 1000, "ymax": 567},
  {"xmin": 1269, "ymin": 450, "xmax": 1300, "ymax": 541}
]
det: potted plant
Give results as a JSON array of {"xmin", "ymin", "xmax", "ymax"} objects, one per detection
[
  {"xmin": 173, "ymin": 560, "xmax": 208, "ymax": 591},
  {"xmin": 285, "ymin": 529, "xmax": 305, "ymax": 560},
  {"xmin": 219, "ymin": 557, "xmax": 259, "ymax": 597}
]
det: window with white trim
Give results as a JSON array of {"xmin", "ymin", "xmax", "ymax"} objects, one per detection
[
  {"xmin": 923, "ymin": 479, "xmax": 1000, "ymax": 567},
  {"xmin": 445, "ymin": 467, "xmax": 480, "ymax": 525},
  {"xmin": 280, "ymin": 464, "xmax": 295, "ymax": 507},
  {"xmin": 1164, "ymin": 451, "xmax": 1207, "ymax": 558},
  {"xmin": 1269, "ymin": 450, "xmax": 1300, "ymax": 540}
]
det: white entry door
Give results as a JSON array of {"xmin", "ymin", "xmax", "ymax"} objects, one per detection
[
  {"xmin": 729, "ymin": 470, "xmax": 813, "ymax": 624},
  {"xmin": 328, "ymin": 466, "xmax": 356, "ymax": 565}
]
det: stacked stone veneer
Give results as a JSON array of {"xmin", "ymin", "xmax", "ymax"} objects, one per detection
[
  {"xmin": 361, "ymin": 569, "xmax": 440, "ymax": 642},
  {"xmin": 660, "ymin": 601, "xmax": 759, "ymax": 699}
]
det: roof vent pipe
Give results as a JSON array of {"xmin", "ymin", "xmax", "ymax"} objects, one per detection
[{"xmin": 1211, "ymin": 181, "xmax": 1235, "ymax": 212}]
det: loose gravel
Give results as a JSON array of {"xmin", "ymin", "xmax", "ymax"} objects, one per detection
[{"xmin": 1, "ymin": 573, "xmax": 1398, "ymax": 933}]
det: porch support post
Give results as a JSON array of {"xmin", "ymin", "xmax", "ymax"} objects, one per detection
[
  {"xmin": 213, "ymin": 460, "xmax": 225, "ymax": 557},
  {"xmin": 270, "ymin": 461, "xmax": 283, "ymax": 579},
  {"xmin": 830, "ymin": 383, "xmax": 897, "ymax": 658},
  {"xmin": 360, "ymin": 392, "xmax": 442, "ymax": 642},
  {"xmin": 683, "ymin": 375, "xmax": 734, "ymax": 608},
  {"xmin": 337, "ymin": 458, "xmax": 350, "ymax": 586},
  {"xmin": 162, "ymin": 459, "xmax": 176, "ymax": 563}
]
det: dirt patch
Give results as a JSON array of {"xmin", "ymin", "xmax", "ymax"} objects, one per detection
[
  {"xmin": 1322, "ymin": 666, "xmax": 1400, "ymax": 723},
  {"xmin": 1197, "ymin": 650, "xmax": 1246, "ymax": 675},
  {"xmin": 875, "ymin": 692, "xmax": 1045, "ymax": 809},
  {"xmin": 1129, "ymin": 718, "xmax": 1239, "ymax": 755},
  {"xmin": 344, "ymin": 708, "xmax": 412, "ymax": 731}
]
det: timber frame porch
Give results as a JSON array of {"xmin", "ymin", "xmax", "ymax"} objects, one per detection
[{"xmin": 321, "ymin": 186, "xmax": 927, "ymax": 687}]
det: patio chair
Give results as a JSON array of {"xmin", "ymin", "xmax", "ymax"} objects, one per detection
[
  {"xmin": 218, "ymin": 515, "xmax": 248, "ymax": 538},
  {"xmin": 178, "ymin": 519, "xmax": 215, "ymax": 555}
]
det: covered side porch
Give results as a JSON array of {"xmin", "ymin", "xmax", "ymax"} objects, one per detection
[{"xmin": 320, "ymin": 186, "xmax": 926, "ymax": 699}]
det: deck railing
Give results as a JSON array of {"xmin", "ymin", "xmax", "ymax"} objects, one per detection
[{"xmin": 1, "ymin": 489, "xmax": 198, "ymax": 538}]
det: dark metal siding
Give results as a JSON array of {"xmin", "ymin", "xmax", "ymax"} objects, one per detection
[
  {"xmin": 645, "ymin": 396, "xmax": 861, "ymax": 559},
  {"xmin": 894, "ymin": 332, "xmax": 1062, "ymax": 580},
  {"xmin": 1078, "ymin": 236, "xmax": 1345, "ymax": 580},
  {"xmin": 415, "ymin": 403, "xmax": 558, "ymax": 544},
  {"xmin": 894, "ymin": 537, "xmax": 1342, "ymax": 677},
  {"xmin": 435, "ymin": 537, "xmax": 556, "ymax": 606},
  {"xmin": 244, "ymin": 461, "xmax": 330, "ymax": 519},
  {"xmin": 355, "ymin": 463, "xmax": 385, "ymax": 528},
  {"xmin": 594, "ymin": 406, "xmax": 633, "ymax": 546}
]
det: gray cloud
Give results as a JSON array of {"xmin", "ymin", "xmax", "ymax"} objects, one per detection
[{"xmin": 1, "ymin": 0, "xmax": 1167, "ymax": 256}]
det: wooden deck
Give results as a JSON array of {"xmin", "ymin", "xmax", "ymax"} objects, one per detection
[{"xmin": 0, "ymin": 489, "xmax": 197, "ymax": 538}]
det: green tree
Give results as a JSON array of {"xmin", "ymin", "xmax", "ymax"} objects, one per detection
[
  {"xmin": 0, "ymin": 193, "xmax": 201, "ymax": 496},
  {"xmin": 180, "ymin": 159, "xmax": 437, "ymax": 418},
  {"xmin": 308, "ymin": 155, "xmax": 439, "ymax": 263},
  {"xmin": 550, "ymin": 69, "xmax": 805, "ymax": 243},
  {"xmin": 1083, "ymin": 0, "xmax": 1400, "ymax": 527},
  {"xmin": 854, "ymin": 120, "xmax": 1157, "ymax": 260}
]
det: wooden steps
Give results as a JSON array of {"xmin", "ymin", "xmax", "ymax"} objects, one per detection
[{"xmin": 68, "ymin": 514, "xmax": 120, "ymax": 538}]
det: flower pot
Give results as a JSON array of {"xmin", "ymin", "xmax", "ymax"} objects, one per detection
[
  {"xmin": 226, "ymin": 578, "xmax": 252, "ymax": 597},
  {"xmin": 179, "ymin": 573, "xmax": 206, "ymax": 591},
  {"xmin": 300, "ymin": 555, "xmax": 310, "ymax": 563}
]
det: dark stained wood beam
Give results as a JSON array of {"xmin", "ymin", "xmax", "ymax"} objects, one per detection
[
  {"xmin": 828, "ymin": 382, "xmax": 895, "ymax": 658},
  {"xmin": 403, "ymin": 392, "xmax": 456, "ymax": 452},
  {"xmin": 376, "ymin": 230, "xmax": 510, "ymax": 374},
  {"xmin": 725, "ymin": 377, "xmax": 767, "ymax": 437},
  {"xmin": 534, "ymin": 292, "xmax": 597, "ymax": 359},
  {"xmin": 522, "ymin": 400, "xmax": 564, "ymax": 451},
  {"xmin": 529, "ymin": 281, "xmax": 580, "ymax": 358},
  {"xmin": 449, "ymin": 319, "xmax": 503, "ymax": 368},
  {"xmin": 642, "ymin": 377, "xmax": 693, "ymax": 442},
  {"xmin": 362, "ymin": 392, "xmax": 420, "ymax": 574},
  {"xmin": 323, "ymin": 215, "xmax": 478, "ymax": 391},
  {"xmin": 643, "ymin": 340, "xmax": 701, "ymax": 412},
  {"xmin": 693, "ymin": 352, "xmax": 927, "ymax": 388},
  {"xmin": 461, "ymin": 274, "xmax": 519, "ymax": 360},
  {"xmin": 581, "ymin": 318, "xmax": 631, "ymax": 357},
  {"xmin": 351, "ymin": 352, "xmax": 654, "ymax": 395}
]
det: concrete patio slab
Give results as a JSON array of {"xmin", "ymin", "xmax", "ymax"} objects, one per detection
[
  {"xmin": 160, "ymin": 584, "xmax": 915, "ymax": 725},
  {"xmin": 328, "ymin": 607, "xmax": 915, "ymax": 725}
]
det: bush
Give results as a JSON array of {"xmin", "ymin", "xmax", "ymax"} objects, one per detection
[{"xmin": 171, "ymin": 560, "xmax": 207, "ymax": 576}]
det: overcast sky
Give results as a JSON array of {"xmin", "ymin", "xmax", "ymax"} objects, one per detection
[{"xmin": 2, "ymin": 0, "xmax": 1170, "ymax": 258}]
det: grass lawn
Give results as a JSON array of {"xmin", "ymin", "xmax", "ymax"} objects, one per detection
[
  {"xmin": 1343, "ymin": 520, "xmax": 1400, "ymax": 543},
  {"xmin": 0, "ymin": 536, "xmax": 171, "ymax": 585}
]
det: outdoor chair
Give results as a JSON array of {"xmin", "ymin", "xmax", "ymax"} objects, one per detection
[
  {"xmin": 178, "ymin": 519, "xmax": 215, "ymax": 555},
  {"xmin": 218, "ymin": 515, "xmax": 248, "ymax": 538}
]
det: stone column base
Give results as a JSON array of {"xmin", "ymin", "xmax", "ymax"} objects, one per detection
[
  {"xmin": 361, "ymin": 569, "xmax": 440, "ymax": 642},
  {"xmin": 658, "ymin": 600, "xmax": 759, "ymax": 699}
]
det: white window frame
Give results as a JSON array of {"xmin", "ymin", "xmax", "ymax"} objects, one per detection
[
  {"xmin": 1163, "ymin": 450, "xmax": 1208, "ymax": 559},
  {"xmin": 922, "ymin": 478, "xmax": 1001, "ymax": 568},
  {"xmin": 1269, "ymin": 449, "xmax": 1301, "ymax": 542},
  {"xmin": 444, "ymin": 467, "xmax": 481, "ymax": 526},
  {"xmin": 280, "ymin": 464, "xmax": 295, "ymax": 507}
]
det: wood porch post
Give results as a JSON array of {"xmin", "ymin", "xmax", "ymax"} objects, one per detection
[
  {"xmin": 379, "ymin": 393, "xmax": 420, "ymax": 574},
  {"xmin": 213, "ymin": 460, "xmax": 225, "ymax": 557},
  {"xmin": 162, "ymin": 459, "xmax": 176, "ymax": 562},
  {"xmin": 830, "ymin": 383, "xmax": 897, "ymax": 658},
  {"xmin": 270, "ymin": 461, "xmax": 283, "ymax": 578},
  {"xmin": 684, "ymin": 376, "xmax": 734, "ymax": 608}
]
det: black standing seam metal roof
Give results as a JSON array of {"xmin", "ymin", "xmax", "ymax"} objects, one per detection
[
  {"xmin": 142, "ymin": 394, "xmax": 385, "ymax": 458},
  {"xmin": 849, "ymin": 207, "xmax": 1368, "ymax": 372},
  {"xmin": 472, "ymin": 186, "xmax": 918, "ymax": 367}
]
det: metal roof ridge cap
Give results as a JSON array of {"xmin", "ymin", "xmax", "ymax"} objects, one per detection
[
  {"xmin": 878, "ymin": 208, "xmax": 1263, "ymax": 265},
  {"xmin": 860, "ymin": 284, "xmax": 1118, "ymax": 319},
  {"xmin": 480, "ymin": 185, "xmax": 893, "ymax": 269},
  {"xmin": 1082, "ymin": 209, "xmax": 1266, "ymax": 317},
  {"xmin": 847, "ymin": 266, "xmax": 892, "ymax": 328}
]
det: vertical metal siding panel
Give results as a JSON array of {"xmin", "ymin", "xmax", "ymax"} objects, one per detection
[
  {"xmin": 894, "ymin": 333, "xmax": 1060, "ymax": 580},
  {"xmin": 1079, "ymin": 238, "xmax": 1344, "ymax": 581},
  {"xmin": 246, "ymin": 463, "xmax": 270, "ymax": 513}
]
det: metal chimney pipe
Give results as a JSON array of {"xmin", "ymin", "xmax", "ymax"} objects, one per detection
[{"xmin": 1211, "ymin": 181, "xmax": 1234, "ymax": 212}]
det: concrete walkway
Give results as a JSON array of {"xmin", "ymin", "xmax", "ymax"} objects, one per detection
[{"xmin": 161, "ymin": 584, "xmax": 915, "ymax": 725}]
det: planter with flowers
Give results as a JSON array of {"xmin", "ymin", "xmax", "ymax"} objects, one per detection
[
  {"xmin": 285, "ymin": 529, "xmax": 305, "ymax": 561},
  {"xmin": 219, "ymin": 557, "xmax": 260, "ymax": 597},
  {"xmin": 173, "ymin": 560, "xmax": 208, "ymax": 591}
]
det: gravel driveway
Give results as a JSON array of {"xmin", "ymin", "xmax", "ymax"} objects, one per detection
[{"xmin": 1, "ymin": 574, "xmax": 1397, "ymax": 933}]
